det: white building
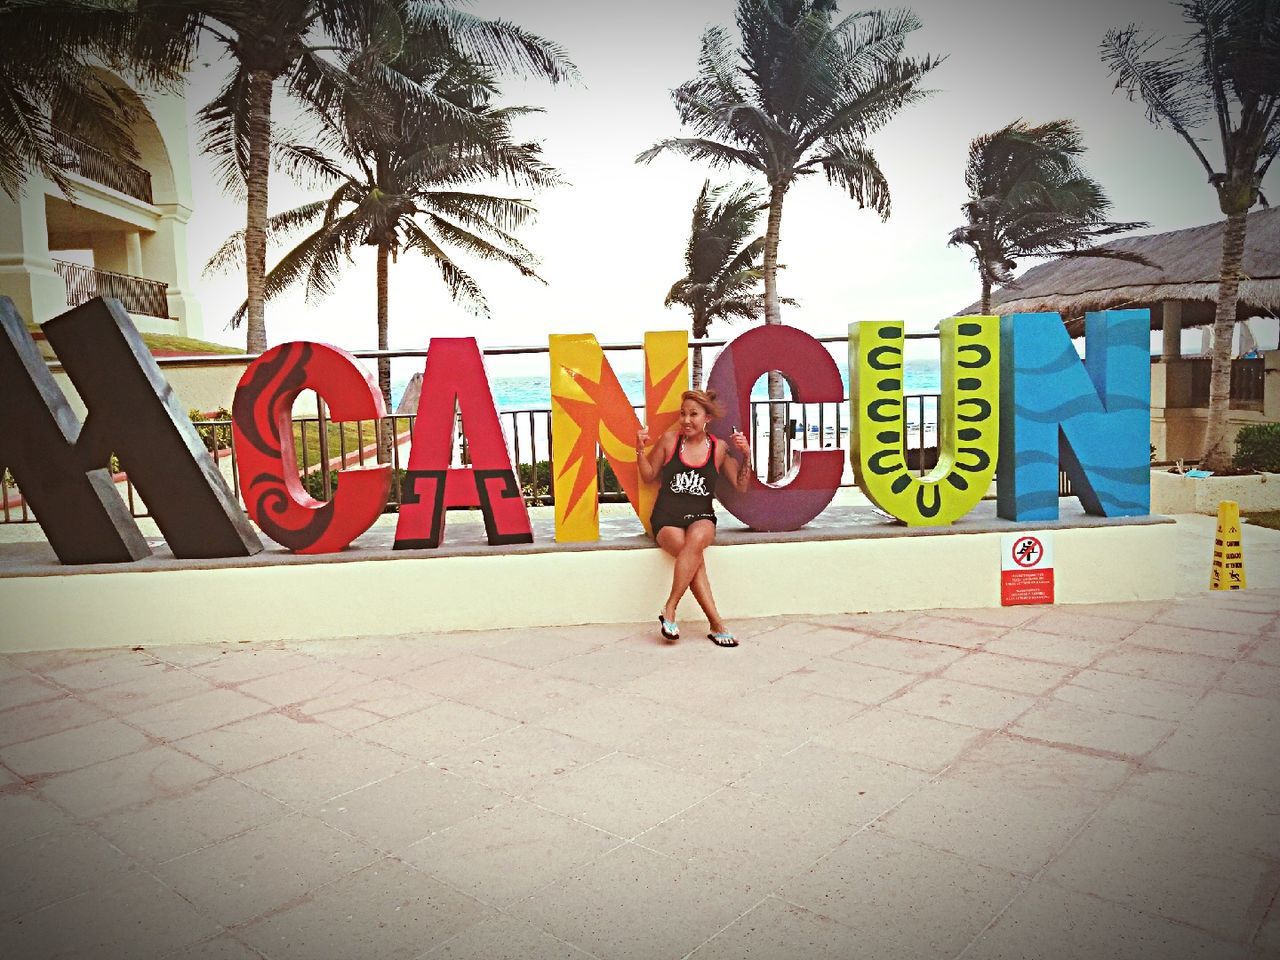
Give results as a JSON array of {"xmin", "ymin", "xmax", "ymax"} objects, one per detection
[{"xmin": 0, "ymin": 68, "xmax": 201, "ymax": 336}]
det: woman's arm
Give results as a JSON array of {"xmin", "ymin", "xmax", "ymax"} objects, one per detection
[
  {"xmin": 720, "ymin": 429, "xmax": 752, "ymax": 492},
  {"xmin": 637, "ymin": 427, "xmax": 672, "ymax": 483}
]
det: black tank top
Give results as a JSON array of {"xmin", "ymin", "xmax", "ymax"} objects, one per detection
[{"xmin": 651, "ymin": 434, "xmax": 717, "ymax": 528}]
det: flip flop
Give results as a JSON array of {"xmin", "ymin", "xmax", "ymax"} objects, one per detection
[
  {"xmin": 658, "ymin": 613, "xmax": 680, "ymax": 642},
  {"xmin": 708, "ymin": 632, "xmax": 739, "ymax": 648}
]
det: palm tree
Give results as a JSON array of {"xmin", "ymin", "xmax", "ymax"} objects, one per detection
[
  {"xmin": 209, "ymin": 44, "xmax": 557, "ymax": 461},
  {"xmin": 1102, "ymin": 0, "xmax": 1279, "ymax": 472},
  {"xmin": 0, "ymin": 1, "xmax": 174, "ymax": 199},
  {"xmin": 136, "ymin": 0, "xmax": 574, "ymax": 354},
  {"xmin": 948, "ymin": 119, "xmax": 1151, "ymax": 314},
  {"xmin": 638, "ymin": 0, "xmax": 941, "ymax": 479},
  {"xmin": 665, "ymin": 180, "xmax": 776, "ymax": 388}
]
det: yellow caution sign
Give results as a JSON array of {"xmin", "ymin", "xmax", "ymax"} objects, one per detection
[{"xmin": 1210, "ymin": 500, "xmax": 1246, "ymax": 590}]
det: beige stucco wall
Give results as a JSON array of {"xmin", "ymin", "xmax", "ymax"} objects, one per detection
[
  {"xmin": 1153, "ymin": 407, "xmax": 1273, "ymax": 463},
  {"xmin": 47, "ymin": 359, "xmax": 246, "ymax": 421},
  {"xmin": 0, "ymin": 521, "xmax": 1177, "ymax": 652},
  {"xmin": 0, "ymin": 186, "xmax": 66, "ymax": 324},
  {"xmin": 159, "ymin": 362, "xmax": 247, "ymax": 416},
  {"xmin": 1150, "ymin": 351, "xmax": 1279, "ymax": 462}
]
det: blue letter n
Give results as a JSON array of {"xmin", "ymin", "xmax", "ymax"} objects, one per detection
[{"xmin": 997, "ymin": 310, "xmax": 1150, "ymax": 521}]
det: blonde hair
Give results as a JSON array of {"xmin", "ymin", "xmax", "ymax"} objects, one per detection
[{"xmin": 681, "ymin": 388, "xmax": 725, "ymax": 419}]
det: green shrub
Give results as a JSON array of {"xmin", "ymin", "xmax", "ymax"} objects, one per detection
[
  {"xmin": 519, "ymin": 460, "xmax": 553, "ymax": 503},
  {"xmin": 1234, "ymin": 422, "xmax": 1280, "ymax": 472},
  {"xmin": 518, "ymin": 458, "xmax": 623, "ymax": 504},
  {"xmin": 600, "ymin": 458, "xmax": 622, "ymax": 494},
  {"xmin": 300, "ymin": 470, "xmax": 340, "ymax": 502},
  {"xmin": 300, "ymin": 467, "xmax": 410, "ymax": 510},
  {"xmin": 189, "ymin": 407, "xmax": 233, "ymax": 453}
]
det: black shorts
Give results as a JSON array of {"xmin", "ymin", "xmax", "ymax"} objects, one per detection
[{"xmin": 652, "ymin": 511, "xmax": 717, "ymax": 536}]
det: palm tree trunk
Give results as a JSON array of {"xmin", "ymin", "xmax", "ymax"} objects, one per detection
[
  {"xmin": 1200, "ymin": 209, "xmax": 1248, "ymax": 472},
  {"xmin": 691, "ymin": 310, "xmax": 707, "ymax": 390},
  {"xmin": 763, "ymin": 181, "xmax": 787, "ymax": 482},
  {"xmin": 243, "ymin": 68, "xmax": 273, "ymax": 355},
  {"xmin": 376, "ymin": 243, "xmax": 393, "ymax": 465},
  {"xmin": 980, "ymin": 277, "xmax": 992, "ymax": 315}
]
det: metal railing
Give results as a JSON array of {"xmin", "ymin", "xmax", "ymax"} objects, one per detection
[
  {"xmin": 53, "ymin": 259, "xmax": 170, "ymax": 319},
  {"xmin": 51, "ymin": 130, "xmax": 153, "ymax": 203},
  {"xmin": 1, "ymin": 396, "xmax": 1081, "ymax": 523},
  {"xmin": 3, "ymin": 334, "xmax": 1080, "ymax": 523}
]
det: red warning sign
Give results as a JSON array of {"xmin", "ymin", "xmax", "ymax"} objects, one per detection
[{"xmin": 1001, "ymin": 533, "xmax": 1054, "ymax": 606}]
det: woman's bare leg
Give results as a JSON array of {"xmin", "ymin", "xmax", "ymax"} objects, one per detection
[
  {"xmin": 656, "ymin": 524, "xmax": 728, "ymax": 631},
  {"xmin": 689, "ymin": 564, "xmax": 727, "ymax": 633},
  {"xmin": 655, "ymin": 527, "xmax": 686, "ymax": 623},
  {"xmin": 661, "ymin": 520, "xmax": 716, "ymax": 622}
]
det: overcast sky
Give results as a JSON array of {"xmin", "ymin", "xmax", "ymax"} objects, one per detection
[{"xmin": 179, "ymin": 0, "xmax": 1272, "ymax": 366}]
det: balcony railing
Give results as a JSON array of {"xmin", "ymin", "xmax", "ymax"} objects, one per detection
[
  {"xmin": 51, "ymin": 130, "xmax": 153, "ymax": 203},
  {"xmin": 1187, "ymin": 357, "xmax": 1265, "ymax": 406},
  {"xmin": 53, "ymin": 259, "xmax": 170, "ymax": 319}
]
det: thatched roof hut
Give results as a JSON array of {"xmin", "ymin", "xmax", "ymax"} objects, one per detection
[{"xmin": 955, "ymin": 206, "xmax": 1280, "ymax": 336}]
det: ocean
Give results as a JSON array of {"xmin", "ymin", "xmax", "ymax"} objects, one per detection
[{"xmin": 389, "ymin": 357, "xmax": 942, "ymax": 412}]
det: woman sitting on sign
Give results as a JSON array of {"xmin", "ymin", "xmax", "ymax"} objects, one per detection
[{"xmin": 636, "ymin": 389, "xmax": 752, "ymax": 647}]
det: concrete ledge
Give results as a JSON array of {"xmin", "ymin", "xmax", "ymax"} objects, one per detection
[
  {"xmin": 0, "ymin": 510, "xmax": 1177, "ymax": 652},
  {"xmin": 1151, "ymin": 469, "xmax": 1280, "ymax": 515}
]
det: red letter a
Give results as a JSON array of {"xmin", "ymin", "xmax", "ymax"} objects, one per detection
[{"xmin": 394, "ymin": 339, "xmax": 533, "ymax": 548}]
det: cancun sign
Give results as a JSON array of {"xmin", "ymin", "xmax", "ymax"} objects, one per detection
[{"xmin": 0, "ymin": 296, "xmax": 1151, "ymax": 566}]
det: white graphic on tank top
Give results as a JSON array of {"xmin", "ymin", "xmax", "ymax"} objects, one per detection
[{"xmin": 669, "ymin": 470, "xmax": 710, "ymax": 497}]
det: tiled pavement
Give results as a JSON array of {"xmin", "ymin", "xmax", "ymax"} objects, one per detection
[{"xmin": 2, "ymin": 577, "xmax": 1279, "ymax": 959}]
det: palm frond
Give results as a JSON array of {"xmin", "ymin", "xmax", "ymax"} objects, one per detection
[
  {"xmin": 205, "ymin": 200, "xmax": 329, "ymax": 277},
  {"xmin": 420, "ymin": 212, "xmax": 541, "ymax": 279},
  {"xmin": 636, "ymin": 137, "xmax": 765, "ymax": 171},
  {"xmin": 197, "ymin": 65, "xmax": 253, "ymax": 197},
  {"xmin": 0, "ymin": 1, "xmax": 173, "ymax": 197},
  {"xmin": 398, "ymin": 4, "xmax": 579, "ymax": 84},
  {"xmin": 951, "ymin": 117, "xmax": 1152, "ymax": 290},
  {"xmin": 813, "ymin": 141, "xmax": 891, "ymax": 218},
  {"xmin": 665, "ymin": 175, "xmax": 770, "ymax": 336},
  {"xmin": 401, "ymin": 218, "xmax": 488, "ymax": 314},
  {"xmin": 301, "ymin": 219, "xmax": 362, "ymax": 305},
  {"xmin": 1259, "ymin": 124, "xmax": 1280, "ymax": 180},
  {"xmin": 284, "ymin": 46, "xmax": 351, "ymax": 118},
  {"xmin": 1101, "ymin": 24, "xmax": 1216, "ymax": 175},
  {"xmin": 225, "ymin": 209, "xmax": 365, "ymax": 327},
  {"xmin": 800, "ymin": 53, "xmax": 941, "ymax": 150},
  {"xmin": 416, "ymin": 191, "xmax": 538, "ymax": 234},
  {"xmin": 1053, "ymin": 246, "xmax": 1155, "ymax": 267},
  {"xmin": 272, "ymin": 138, "xmax": 347, "ymax": 187},
  {"xmin": 644, "ymin": 0, "xmax": 942, "ymax": 270}
]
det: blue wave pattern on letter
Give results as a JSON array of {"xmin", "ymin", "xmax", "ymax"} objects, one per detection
[{"xmin": 997, "ymin": 310, "xmax": 1150, "ymax": 521}]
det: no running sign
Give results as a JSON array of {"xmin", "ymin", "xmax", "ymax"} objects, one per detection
[{"xmin": 1001, "ymin": 532, "xmax": 1054, "ymax": 606}]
